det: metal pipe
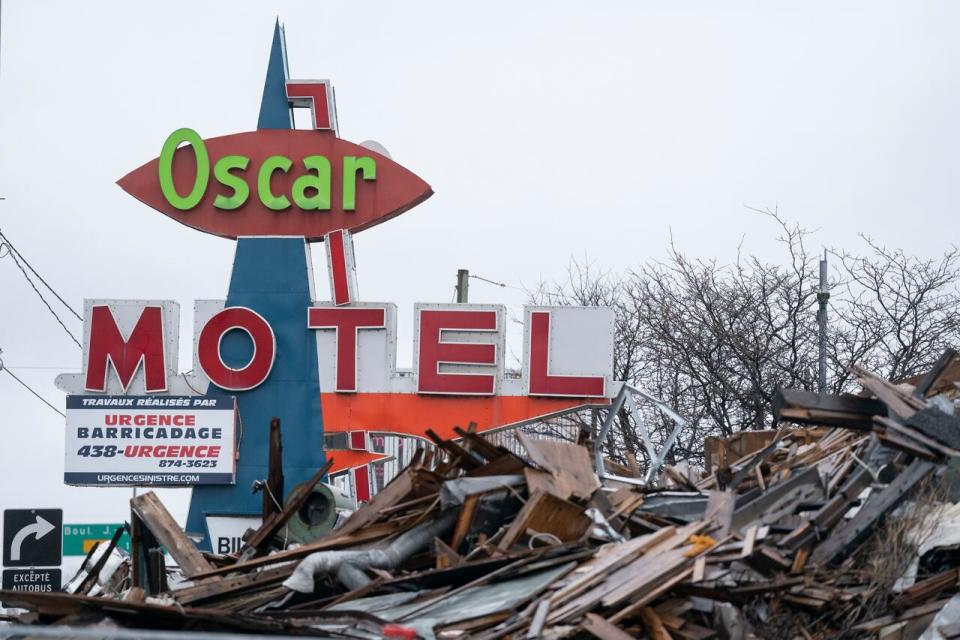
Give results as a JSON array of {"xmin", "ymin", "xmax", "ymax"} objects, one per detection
[
  {"xmin": 283, "ymin": 509, "xmax": 458, "ymax": 593},
  {"xmin": 818, "ymin": 250, "xmax": 830, "ymax": 393}
]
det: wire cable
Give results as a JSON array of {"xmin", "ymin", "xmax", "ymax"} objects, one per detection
[
  {"xmin": 0, "ymin": 230, "xmax": 82, "ymax": 348},
  {"xmin": 4, "ymin": 248, "xmax": 82, "ymax": 348},
  {"xmin": 469, "ymin": 273, "xmax": 528, "ymax": 293},
  {"xmin": 0, "ymin": 357, "xmax": 65, "ymax": 417},
  {"xmin": 0, "ymin": 228, "xmax": 83, "ymax": 320}
]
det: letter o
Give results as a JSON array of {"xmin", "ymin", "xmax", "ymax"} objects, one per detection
[
  {"xmin": 198, "ymin": 307, "xmax": 276, "ymax": 391},
  {"xmin": 159, "ymin": 128, "xmax": 210, "ymax": 210}
]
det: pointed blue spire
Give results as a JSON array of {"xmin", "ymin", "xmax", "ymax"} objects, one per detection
[
  {"xmin": 187, "ymin": 20, "xmax": 327, "ymax": 551},
  {"xmin": 257, "ymin": 19, "xmax": 292, "ymax": 130}
]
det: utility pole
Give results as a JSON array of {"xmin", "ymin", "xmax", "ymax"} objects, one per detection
[
  {"xmin": 455, "ymin": 269, "xmax": 469, "ymax": 303},
  {"xmin": 817, "ymin": 250, "xmax": 830, "ymax": 393}
]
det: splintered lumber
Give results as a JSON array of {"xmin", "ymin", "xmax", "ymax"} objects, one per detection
[
  {"xmin": 778, "ymin": 464, "xmax": 873, "ymax": 552},
  {"xmin": 852, "ymin": 597, "xmax": 952, "ymax": 633},
  {"xmin": 636, "ymin": 608, "xmax": 673, "ymax": 640},
  {"xmin": 851, "ymin": 365, "xmax": 926, "ymax": 418},
  {"xmin": 189, "ymin": 519, "xmax": 401, "ymax": 579},
  {"xmin": 773, "ymin": 388, "xmax": 887, "ymax": 429},
  {"xmin": 875, "ymin": 415, "xmax": 959, "ymax": 458},
  {"xmin": 517, "ymin": 433, "xmax": 600, "ymax": 500},
  {"xmin": 527, "ymin": 599, "xmax": 552, "ymax": 638},
  {"xmin": 172, "ymin": 565, "xmax": 292, "ymax": 606},
  {"xmin": 434, "ymin": 537, "xmax": 464, "ymax": 569},
  {"xmin": 549, "ymin": 527, "xmax": 677, "ymax": 606},
  {"xmin": 15, "ymin": 361, "xmax": 960, "ymax": 639},
  {"xmin": 810, "ymin": 458, "xmax": 936, "ymax": 566},
  {"xmin": 548, "ymin": 522, "xmax": 706, "ymax": 624},
  {"xmin": 427, "ymin": 428, "xmax": 484, "ymax": 470},
  {"xmin": 582, "ymin": 612, "xmax": 639, "ymax": 640},
  {"xmin": 263, "ymin": 417, "xmax": 284, "ymax": 519},
  {"xmin": 0, "ymin": 590, "xmax": 295, "ymax": 634},
  {"xmin": 450, "ymin": 492, "xmax": 482, "ymax": 553},
  {"xmin": 455, "ymin": 426, "xmax": 521, "ymax": 463},
  {"xmin": 334, "ymin": 465, "xmax": 442, "ymax": 538},
  {"xmin": 239, "ymin": 457, "xmax": 334, "ymax": 559},
  {"xmin": 730, "ymin": 465, "xmax": 823, "ymax": 532},
  {"xmin": 913, "ymin": 347, "xmax": 958, "ymax": 397},
  {"xmin": 131, "ymin": 492, "xmax": 212, "ymax": 578},
  {"xmin": 893, "ymin": 568, "xmax": 959, "ymax": 610},
  {"xmin": 73, "ymin": 526, "xmax": 125, "ymax": 595},
  {"xmin": 704, "ymin": 491, "xmax": 734, "ymax": 537},
  {"xmin": 498, "ymin": 490, "xmax": 592, "ymax": 550},
  {"xmin": 525, "ymin": 467, "xmax": 571, "ymax": 500}
]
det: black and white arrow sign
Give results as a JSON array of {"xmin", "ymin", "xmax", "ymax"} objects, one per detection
[
  {"xmin": 9, "ymin": 515, "xmax": 56, "ymax": 561},
  {"xmin": 3, "ymin": 509, "xmax": 62, "ymax": 568}
]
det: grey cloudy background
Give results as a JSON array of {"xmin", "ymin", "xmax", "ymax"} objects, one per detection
[{"xmin": 0, "ymin": 1, "xmax": 958, "ymax": 524}]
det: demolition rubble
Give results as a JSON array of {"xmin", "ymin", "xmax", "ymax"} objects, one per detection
[{"xmin": 8, "ymin": 352, "xmax": 960, "ymax": 638}]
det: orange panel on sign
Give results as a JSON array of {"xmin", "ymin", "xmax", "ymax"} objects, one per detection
[{"xmin": 320, "ymin": 393, "xmax": 609, "ymax": 441}]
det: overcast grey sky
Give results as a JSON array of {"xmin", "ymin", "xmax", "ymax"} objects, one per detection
[{"xmin": 1, "ymin": 1, "xmax": 958, "ymax": 523}]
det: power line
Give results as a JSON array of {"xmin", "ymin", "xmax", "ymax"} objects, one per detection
[
  {"xmin": 4, "ymin": 247, "xmax": 82, "ymax": 348},
  {"xmin": 0, "ymin": 229, "xmax": 83, "ymax": 348},
  {"xmin": 0, "ymin": 228, "xmax": 83, "ymax": 320},
  {"xmin": 0, "ymin": 356, "xmax": 65, "ymax": 418},
  {"xmin": 469, "ymin": 273, "xmax": 528, "ymax": 294}
]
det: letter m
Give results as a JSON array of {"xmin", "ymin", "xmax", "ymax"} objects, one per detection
[{"xmin": 85, "ymin": 305, "xmax": 167, "ymax": 393}]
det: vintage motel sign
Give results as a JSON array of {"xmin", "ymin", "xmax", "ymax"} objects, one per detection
[{"xmin": 57, "ymin": 21, "xmax": 616, "ymax": 549}]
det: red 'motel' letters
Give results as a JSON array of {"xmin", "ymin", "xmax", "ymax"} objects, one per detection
[
  {"xmin": 417, "ymin": 309, "xmax": 498, "ymax": 395},
  {"xmin": 197, "ymin": 307, "xmax": 276, "ymax": 391},
  {"xmin": 528, "ymin": 311, "xmax": 605, "ymax": 397},
  {"xmin": 85, "ymin": 305, "xmax": 167, "ymax": 393},
  {"xmin": 307, "ymin": 307, "xmax": 387, "ymax": 392},
  {"xmin": 82, "ymin": 303, "xmax": 608, "ymax": 398}
]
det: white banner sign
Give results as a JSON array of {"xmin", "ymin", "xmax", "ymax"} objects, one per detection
[{"xmin": 64, "ymin": 396, "xmax": 236, "ymax": 486}]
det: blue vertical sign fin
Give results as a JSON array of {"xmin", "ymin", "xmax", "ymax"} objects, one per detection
[
  {"xmin": 257, "ymin": 20, "xmax": 293, "ymax": 130},
  {"xmin": 186, "ymin": 22, "xmax": 326, "ymax": 548}
]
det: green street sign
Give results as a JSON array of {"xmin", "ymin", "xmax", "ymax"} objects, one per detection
[{"xmin": 62, "ymin": 524, "xmax": 129, "ymax": 557}]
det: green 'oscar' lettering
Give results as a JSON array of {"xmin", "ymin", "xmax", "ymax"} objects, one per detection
[
  {"xmin": 292, "ymin": 156, "xmax": 332, "ymax": 210},
  {"xmin": 342, "ymin": 156, "xmax": 376, "ymax": 211},
  {"xmin": 157, "ymin": 128, "xmax": 378, "ymax": 213},
  {"xmin": 258, "ymin": 156, "xmax": 293, "ymax": 211},
  {"xmin": 159, "ymin": 128, "xmax": 209, "ymax": 210},
  {"xmin": 213, "ymin": 155, "xmax": 250, "ymax": 210}
]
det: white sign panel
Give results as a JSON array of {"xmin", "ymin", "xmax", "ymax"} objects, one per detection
[
  {"xmin": 206, "ymin": 516, "xmax": 261, "ymax": 555},
  {"xmin": 64, "ymin": 396, "xmax": 237, "ymax": 486}
]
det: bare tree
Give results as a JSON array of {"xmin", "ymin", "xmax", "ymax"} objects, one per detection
[
  {"xmin": 832, "ymin": 238, "xmax": 960, "ymax": 385},
  {"xmin": 532, "ymin": 211, "xmax": 960, "ymax": 469}
]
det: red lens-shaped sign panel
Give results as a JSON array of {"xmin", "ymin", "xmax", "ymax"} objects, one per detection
[{"xmin": 117, "ymin": 129, "xmax": 433, "ymax": 241}]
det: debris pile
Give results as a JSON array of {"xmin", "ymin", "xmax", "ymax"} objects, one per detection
[{"xmin": 6, "ymin": 352, "xmax": 960, "ymax": 638}]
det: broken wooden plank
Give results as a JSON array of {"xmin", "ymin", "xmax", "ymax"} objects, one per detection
[
  {"xmin": 810, "ymin": 458, "xmax": 936, "ymax": 566},
  {"xmin": 913, "ymin": 347, "xmax": 957, "ymax": 397},
  {"xmin": 852, "ymin": 365, "xmax": 926, "ymax": 418},
  {"xmin": 773, "ymin": 388, "xmax": 887, "ymax": 429},
  {"xmin": 730, "ymin": 465, "xmax": 823, "ymax": 532},
  {"xmin": 497, "ymin": 490, "xmax": 591, "ymax": 551},
  {"xmin": 263, "ymin": 416, "xmax": 284, "ymax": 519},
  {"xmin": 239, "ymin": 458, "xmax": 335, "ymax": 559},
  {"xmin": 527, "ymin": 598, "xmax": 552, "ymax": 639},
  {"xmin": 75, "ymin": 526, "xmax": 125, "ymax": 595},
  {"xmin": 704, "ymin": 491, "xmax": 734, "ymax": 537},
  {"xmin": 517, "ymin": 432, "xmax": 600, "ymax": 500},
  {"xmin": 131, "ymin": 491, "xmax": 212, "ymax": 579},
  {"xmin": 582, "ymin": 612, "xmax": 640, "ymax": 640},
  {"xmin": 450, "ymin": 492, "xmax": 481, "ymax": 553}
]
